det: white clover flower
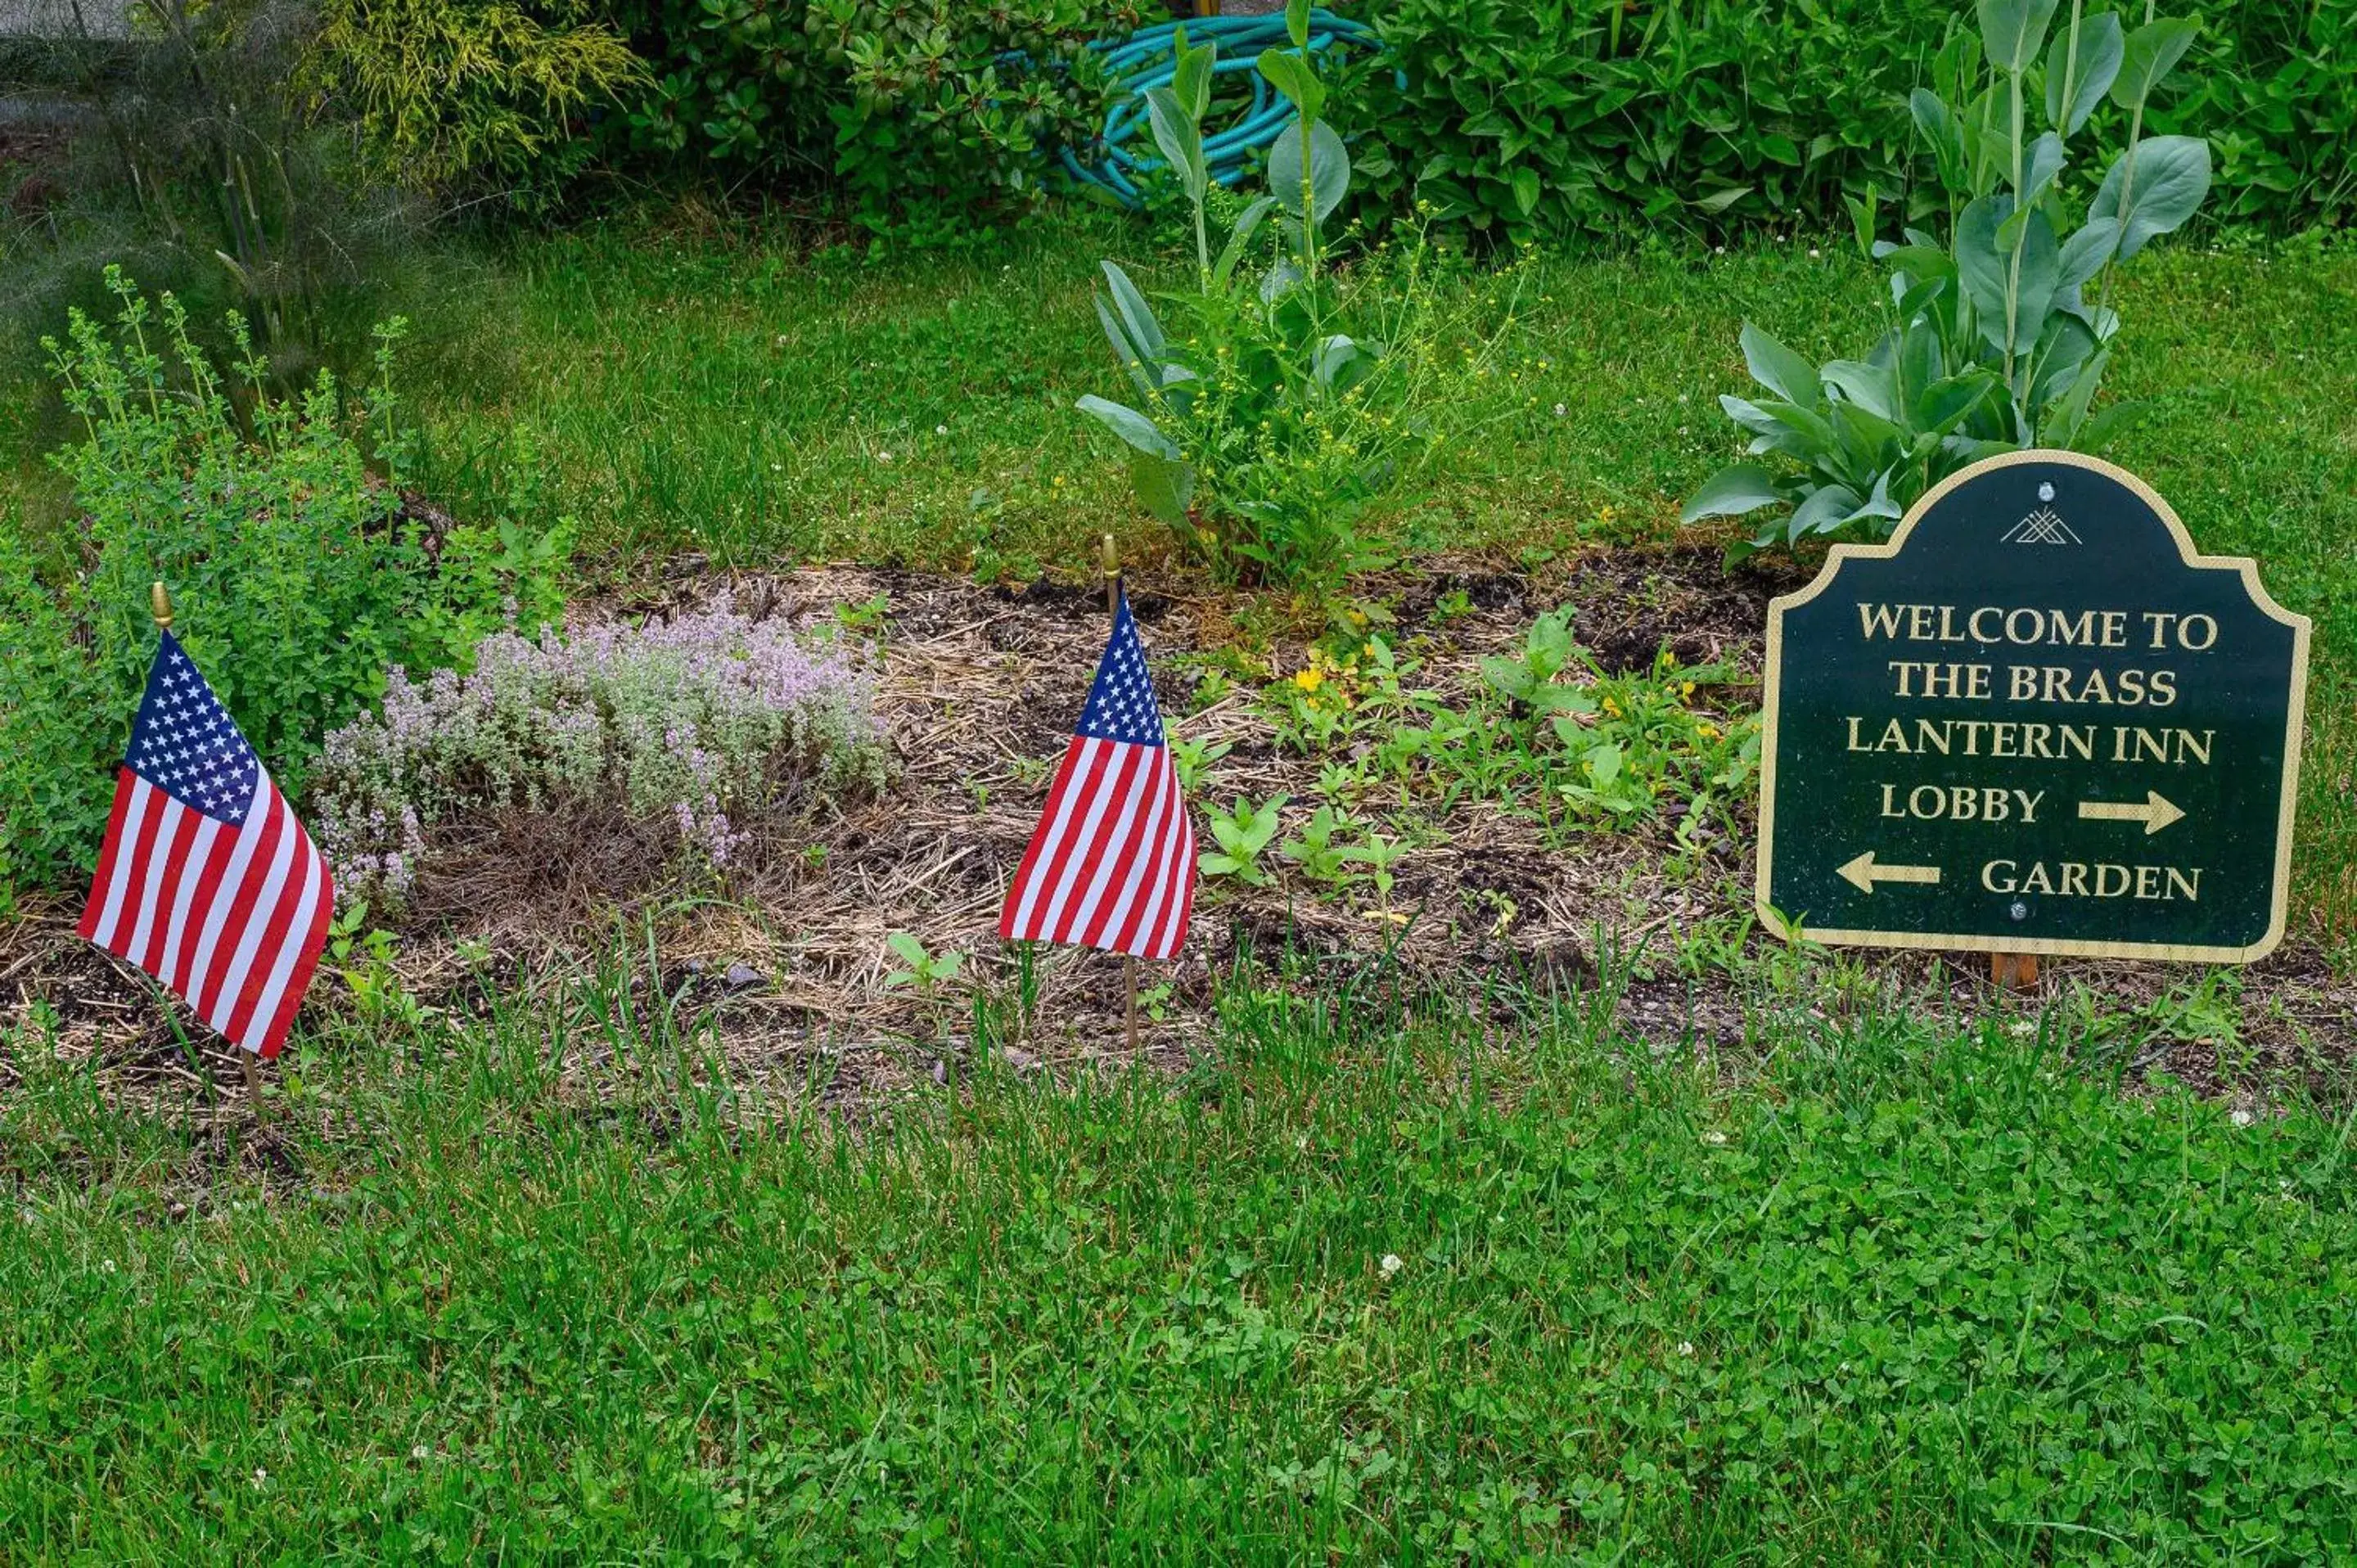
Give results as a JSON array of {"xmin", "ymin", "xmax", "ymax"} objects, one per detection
[
  {"xmin": 252, "ymin": 1468, "xmax": 268, "ymax": 1489},
  {"xmin": 2231, "ymin": 1107, "xmax": 2256, "ymax": 1127},
  {"xmin": 1677, "ymin": 1341, "xmax": 1695, "ymax": 1357},
  {"xmin": 412, "ymin": 1444, "xmax": 430, "ymax": 1461},
  {"xmin": 1379, "ymin": 1254, "xmax": 1404, "ymax": 1278},
  {"xmin": 935, "ymin": 425, "xmax": 949, "ymax": 435},
  {"xmin": 1701, "ymin": 1129, "xmax": 1728, "ymax": 1147}
]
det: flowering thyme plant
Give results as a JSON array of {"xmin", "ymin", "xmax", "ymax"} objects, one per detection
[{"xmin": 312, "ymin": 599, "xmax": 889, "ymax": 903}]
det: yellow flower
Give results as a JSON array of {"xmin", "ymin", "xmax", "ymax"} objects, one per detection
[
  {"xmin": 1602, "ymin": 697, "xmax": 1623, "ymax": 718},
  {"xmin": 1681, "ymin": 681, "xmax": 1696, "ymax": 699},
  {"xmin": 1698, "ymin": 722, "xmax": 1722, "ymax": 739},
  {"xmin": 1295, "ymin": 667, "xmax": 1325, "ymax": 693}
]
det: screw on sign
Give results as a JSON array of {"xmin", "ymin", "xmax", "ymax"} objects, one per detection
[{"xmin": 1756, "ymin": 451, "xmax": 2310, "ymax": 965}]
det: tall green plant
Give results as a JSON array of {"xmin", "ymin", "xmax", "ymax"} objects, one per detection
[
  {"xmin": 1686, "ymin": 1, "xmax": 2213, "ymax": 561},
  {"xmin": 1075, "ymin": 0, "xmax": 1512, "ymax": 589}
]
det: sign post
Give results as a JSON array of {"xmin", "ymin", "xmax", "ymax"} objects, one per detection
[{"xmin": 1757, "ymin": 451, "xmax": 2310, "ymax": 964}]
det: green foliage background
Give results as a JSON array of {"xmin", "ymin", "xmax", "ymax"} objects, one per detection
[
  {"xmin": 1346, "ymin": 0, "xmax": 2357, "ymax": 241},
  {"xmin": 598, "ymin": 0, "xmax": 1146, "ymax": 233}
]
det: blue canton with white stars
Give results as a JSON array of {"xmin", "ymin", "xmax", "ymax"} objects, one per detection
[
  {"xmin": 1074, "ymin": 592, "xmax": 1166, "ymax": 748},
  {"xmin": 128, "ymin": 632, "xmax": 261, "ymax": 823}
]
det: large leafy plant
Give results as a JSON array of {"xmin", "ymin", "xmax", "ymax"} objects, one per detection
[
  {"xmin": 1075, "ymin": 0, "xmax": 1511, "ymax": 590},
  {"xmin": 1686, "ymin": 0, "xmax": 2214, "ymax": 561}
]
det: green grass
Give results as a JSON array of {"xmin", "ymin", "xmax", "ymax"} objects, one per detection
[
  {"xmin": 5, "ymin": 962, "xmax": 2355, "ymax": 1561},
  {"xmin": 10, "ymin": 219, "xmax": 2351, "ymax": 664},
  {"xmin": 363, "ymin": 223, "xmax": 2357, "ymax": 652},
  {"xmin": 4, "ymin": 223, "xmax": 2354, "ymax": 1557}
]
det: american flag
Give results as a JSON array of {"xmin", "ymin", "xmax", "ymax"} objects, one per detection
[
  {"xmin": 999, "ymin": 588, "xmax": 1197, "ymax": 960},
  {"xmin": 78, "ymin": 631, "xmax": 332, "ymax": 1060}
]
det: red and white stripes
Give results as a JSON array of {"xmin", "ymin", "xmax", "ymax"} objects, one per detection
[
  {"xmin": 999, "ymin": 734, "xmax": 1197, "ymax": 961},
  {"xmin": 79, "ymin": 768, "xmax": 332, "ymax": 1059}
]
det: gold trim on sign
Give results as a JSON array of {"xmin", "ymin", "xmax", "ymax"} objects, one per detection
[{"xmin": 1753, "ymin": 448, "xmax": 2312, "ymax": 964}]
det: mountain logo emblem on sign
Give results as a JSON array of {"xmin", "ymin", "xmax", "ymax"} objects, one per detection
[{"xmin": 2001, "ymin": 507, "xmax": 2082, "ymax": 545}]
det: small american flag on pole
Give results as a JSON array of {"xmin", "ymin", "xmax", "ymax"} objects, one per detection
[
  {"xmin": 78, "ymin": 628, "xmax": 332, "ymax": 1060},
  {"xmin": 999, "ymin": 588, "xmax": 1197, "ymax": 959}
]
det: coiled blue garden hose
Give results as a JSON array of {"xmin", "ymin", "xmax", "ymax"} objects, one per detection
[{"xmin": 1057, "ymin": 10, "xmax": 1386, "ymax": 209}]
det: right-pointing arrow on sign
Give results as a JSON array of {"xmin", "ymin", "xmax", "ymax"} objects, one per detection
[
  {"xmin": 1836, "ymin": 852, "xmax": 1943, "ymax": 894},
  {"xmin": 2077, "ymin": 790, "xmax": 2186, "ymax": 836}
]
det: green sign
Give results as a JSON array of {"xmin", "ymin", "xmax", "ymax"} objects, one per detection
[{"xmin": 1758, "ymin": 452, "xmax": 2310, "ymax": 962}]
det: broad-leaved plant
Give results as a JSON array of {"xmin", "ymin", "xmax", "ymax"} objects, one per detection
[{"xmin": 1688, "ymin": 0, "xmax": 2214, "ymax": 560}]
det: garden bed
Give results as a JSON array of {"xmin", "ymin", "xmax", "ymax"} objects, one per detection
[{"xmin": 4, "ymin": 547, "xmax": 2350, "ymax": 1133}]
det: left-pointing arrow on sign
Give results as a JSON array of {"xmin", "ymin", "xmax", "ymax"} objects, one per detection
[{"xmin": 1836, "ymin": 852, "xmax": 1942, "ymax": 894}]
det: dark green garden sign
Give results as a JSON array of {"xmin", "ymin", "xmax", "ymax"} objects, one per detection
[{"xmin": 1758, "ymin": 451, "xmax": 2310, "ymax": 962}]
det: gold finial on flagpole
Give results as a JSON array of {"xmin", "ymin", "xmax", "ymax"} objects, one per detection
[{"xmin": 151, "ymin": 581, "xmax": 174, "ymax": 632}]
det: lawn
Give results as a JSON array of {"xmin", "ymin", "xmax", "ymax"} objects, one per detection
[
  {"xmin": 6, "ymin": 214, "xmax": 2357, "ymax": 1562},
  {"xmin": 6, "ymin": 962, "xmax": 2356, "ymax": 1561},
  {"xmin": 10, "ymin": 217, "xmax": 2350, "ymax": 653}
]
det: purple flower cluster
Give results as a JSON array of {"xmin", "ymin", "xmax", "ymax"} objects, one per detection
[{"xmin": 313, "ymin": 597, "xmax": 886, "ymax": 903}]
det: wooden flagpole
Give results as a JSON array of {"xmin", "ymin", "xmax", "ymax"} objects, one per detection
[
  {"xmin": 1102, "ymin": 535, "xmax": 1140, "ymax": 1054},
  {"xmin": 153, "ymin": 580, "xmax": 268, "ymax": 1124}
]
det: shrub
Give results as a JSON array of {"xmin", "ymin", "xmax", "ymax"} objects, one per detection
[
  {"xmin": 1345, "ymin": 0, "xmax": 2355, "ymax": 241},
  {"xmin": 1350, "ymin": 0, "xmax": 1943, "ymax": 241},
  {"xmin": 0, "ymin": 270, "xmax": 571, "ymax": 897},
  {"xmin": 1685, "ymin": 2, "xmax": 2216, "ymax": 560},
  {"xmin": 602, "ymin": 0, "xmax": 1144, "ymax": 232},
  {"xmin": 2161, "ymin": 1, "xmax": 2357, "ymax": 226},
  {"xmin": 310, "ymin": 602, "xmax": 889, "ymax": 904},
  {"xmin": 1075, "ymin": 5, "xmax": 1522, "ymax": 590},
  {"xmin": 308, "ymin": 0, "xmax": 650, "ymax": 201}
]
